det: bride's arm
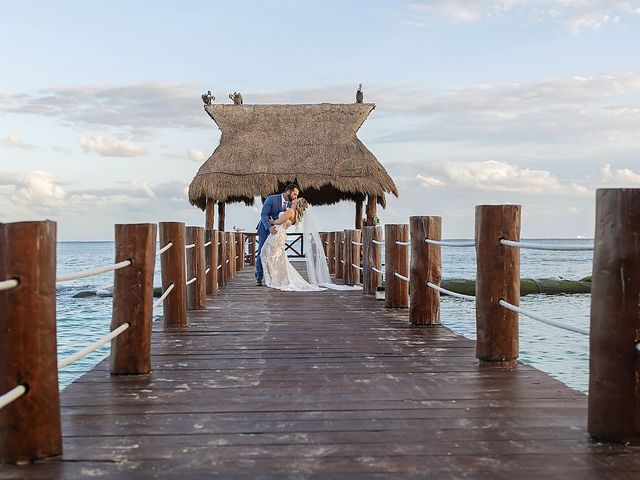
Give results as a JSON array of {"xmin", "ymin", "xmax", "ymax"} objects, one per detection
[{"xmin": 271, "ymin": 208, "xmax": 294, "ymax": 226}]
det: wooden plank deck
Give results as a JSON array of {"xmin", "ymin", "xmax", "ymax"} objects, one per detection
[{"xmin": 2, "ymin": 265, "xmax": 640, "ymax": 479}]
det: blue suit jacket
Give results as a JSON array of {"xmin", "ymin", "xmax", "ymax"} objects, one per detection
[{"xmin": 257, "ymin": 194, "xmax": 288, "ymax": 234}]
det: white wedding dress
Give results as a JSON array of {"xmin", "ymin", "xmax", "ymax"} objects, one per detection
[
  {"xmin": 261, "ymin": 210, "xmax": 363, "ymax": 292},
  {"xmin": 261, "ymin": 213, "xmax": 325, "ymax": 292}
]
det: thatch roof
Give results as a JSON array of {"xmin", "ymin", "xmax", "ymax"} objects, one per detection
[{"xmin": 188, "ymin": 103, "xmax": 398, "ymax": 209}]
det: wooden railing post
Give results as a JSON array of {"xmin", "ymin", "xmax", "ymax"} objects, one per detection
[
  {"xmin": 218, "ymin": 231, "xmax": 227, "ymax": 287},
  {"xmin": 186, "ymin": 226, "xmax": 206, "ymax": 310},
  {"xmin": 0, "ymin": 221, "xmax": 61, "ymax": 463},
  {"xmin": 335, "ymin": 231, "xmax": 344, "ymax": 279},
  {"xmin": 351, "ymin": 229, "xmax": 362, "ymax": 286},
  {"xmin": 159, "ymin": 222, "xmax": 187, "ymax": 328},
  {"xmin": 589, "ymin": 188, "xmax": 640, "ymax": 444},
  {"xmin": 110, "ymin": 223, "xmax": 157, "ymax": 375},
  {"xmin": 225, "ymin": 232, "xmax": 234, "ymax": 280},
  {"xmin": 205, "ymin": 229, "xmax": 219, "ymax": 296},
  {"xmin": 343, "ymin": 230, "xmax": 354, "ymax": 285},
  {"xmin": 475, "ymin": 205, "xmax": 520, "ymax": 367},
  {"xmin": 248, "ymin": 234, "xmax": 256, "ymax": 266},
  {"xmin": 235, "ymin": 233, "xmax": 244, "ymax": 271},
  {"xmin": 410, "ymin": 216, "xmax": 441, "ymax": 326},
  {"xmin": 384, "ymin": 224, "xmax": 409, "ymax": 308},
  {"xmin": 362, "ymin": 226, "xmax": 382, "ymax": 294},
  {"xmin": 326, "ymin": 232, "xmax": 335, "ymax": 275}
]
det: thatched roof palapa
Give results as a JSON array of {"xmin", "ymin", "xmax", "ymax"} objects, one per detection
[{"xmin": 188, "ymin": 103, "xmax": 398, "ymax": 209}]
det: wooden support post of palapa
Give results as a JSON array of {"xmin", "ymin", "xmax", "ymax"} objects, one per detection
[
  {"xmin": 159, "ymin": 222, "xmax": 187, "ymax": 327},
  {"xmin": 475, "ymin": 205, "xmax": 520, "ymax": 367},
  {"xmin": 588, "ymin": 188, "xmax": 640, "ymax": 445},
  {"xmin": 0, "ymin": 221, "xmax": 62, "ymax": 463},
  {"xmin": 384, "ymin": 224, "xmax": 409, "ymax": 308},
  {"xmin": 111, "ymin": 223, "xmax": 157, "ymax": 374},
  {"xmin": 409, "ymin": 216, "xmax": 441, "ymax": 326}
]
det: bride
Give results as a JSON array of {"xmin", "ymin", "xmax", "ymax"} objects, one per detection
[{"xmin": 260, "ymin": 197, "xmax": 361, "ymax": 292}]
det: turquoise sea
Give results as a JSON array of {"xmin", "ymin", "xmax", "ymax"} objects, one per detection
[{"xmin": 56, "ymin": 239, "xmax": 593, "ymax": 392}]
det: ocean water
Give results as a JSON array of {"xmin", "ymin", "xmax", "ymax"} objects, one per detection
[{"xmin": 55, "ymin": 239, "xmax": 593, "ymax": 392}]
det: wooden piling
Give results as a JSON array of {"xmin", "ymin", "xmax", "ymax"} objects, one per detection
[
  {"xmin": 248, "ymin": 234, "xmax": 256, "ymax": 266},
  {"xmin": 225, "ymin": 232, "xmax": 234, "ymax": 280},
  {"xmin": 351, "ymin": 229, "xmax": 362, "ymax": 286},
  {"xmin": 159, "ymin": 222, "xmax": 187, "ymax": 328},
  {"xmin": 218, "ymin": 231, "xmax": 227, "ymax": 287},
  {"xmin": 110, "ymin": 223, "xmax": 157, "ymax": 374},
  {"xmin": 384, "ymin": 224, "xmax": 409, "ymax": 308},
  {"xmin": 326, "ymin": 232, "xmax": 335, "ymax": 275},
  {"xmin": 475, "ymin": 205, "xmax": 521, "ymax": 367},
  {"xmin": 410, "ymin": 216, "xmax": 441, "ymax": 326},
  {"xmin": 588, "ymin": 188, "xmax": 640, "ymax": 444},
  {"xmin": 362, "ymin": 226, "xmax": 382, "ymax": 294},
  {"xmin": 343, "ymin": 230, "xmax": 354, "ymax": 285},
  {"xmin": 186, "ymin": 226, "xmax": 206, "ymax": 310},
  {"xmin": 235, "ymin": 233, "xmax": 244, "ymax": 271},
  {"xmin": 205, "ymin": 230, "xmax": 218, "ymax": 296},
  {"xmin": 335, "ymin": 231, "xmax": 344, "ymax": 279},
  {"xmin": 0, "ymin": 221, "xmax": 62, "ymax": 463}
]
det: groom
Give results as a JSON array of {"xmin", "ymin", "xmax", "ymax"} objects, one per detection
[{"xmin": 255, "ymin": 183, "xmax": 300, "ymax": 286}]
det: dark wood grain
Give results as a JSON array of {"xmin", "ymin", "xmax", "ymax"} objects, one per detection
[
  {"xmin": 204, "ymin": 229, "xmax": 218, "ymax": 296},
  {"xmin": 410, "ymin": 216, "xmax": 441, "ymax": 325},
  {"xmin": 159, "ymin": 222, "xmax": 187, "ymax": 328},
  {"xmin": 185, "ymin": 226, "xmax": 206, "ymax": 310},
  {"xmin": 384, "ymin": 224, "xmax": 409, "ymax": 308}
]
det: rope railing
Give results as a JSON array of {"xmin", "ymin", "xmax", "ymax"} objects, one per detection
[
  {"xmin": 0, "ymin": 385, "xmax": 27, "ymax": 410},
  {"xmin": 425, "ymin": 239, "xmax": 475, "ymax": 247},
  {"xmin": 352, "ymin": 241, "xmax": 363, "ymax": 246},
  {"xmin": 56, "ymin": 260, "xmax": 132, "ymax": 283},
  {"xmin": 58, "ymin": 323, "xmax": 130, "ymax": 370},
  {"xmin": 498, "ymin": 299, "xmax": 589, "ymax": 336},
  {"xmin": 153, "ymin": 283, "xmax": 174, "ymax": 309},
  {"xmin": 372, "ymin": 266, "xmax": 384, "ymax": 275},
  {"xmin": 186, "ymin": 277, "xmax": 197, "ymax": 285},
  {"xmin": 205, "ymin": 267, "xmax": 211, "ymax": 274},
  {"xmin": 352, "ymin": 263, "xmax": 363, "ymax": 271},
  {"xmin": 500, "ymin": 239, "xmax": 594, "ymax": 251},
  {"xmin": 185, "ymin": 243, "xmax": 196, "ymax": 249},
  {"xmin": 0, "ymin": 278, "xmax": 19, "ymax": 292},
  {"xmin": 427, "ymin": 282, "xmax": 476, "ymax": 301},
  {"xmin": 204, "ymin": 241, "xmax": 212, "ymax": 247},
  {"xmin": 156, "ymin": 242, "xmax": 173, "ymax": 256},
  {"xmin": 395, "ymin": 241, "xmax": 410, "ymax": 246},
  {"xmin": 372, "ymin": 239, "xmax": 384, "ymax": 245},
  {"xmin": 217, "ymin": 265, "xmax": 222, "ymax": 270},
  {"xmin": 394, "ymin": 272, "xmax": 409, "ymax": 282}
]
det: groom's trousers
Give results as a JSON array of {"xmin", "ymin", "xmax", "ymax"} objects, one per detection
[{"xmin": 255, "ymin": 228, "xmax": 269, "ymax": 280}]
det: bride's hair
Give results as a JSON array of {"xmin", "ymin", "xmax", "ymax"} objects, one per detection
[{"xmin": 293, "ymin": 198, "xmax": 309, "ymax": 225}]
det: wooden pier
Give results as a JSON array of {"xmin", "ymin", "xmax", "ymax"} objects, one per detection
[{"xmin": 2, "ymin": 264, "xmax": 640, "ymax": 479}]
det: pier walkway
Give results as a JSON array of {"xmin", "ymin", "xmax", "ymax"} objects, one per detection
[{"xmin": 3, "ymin": 267, "xmax": 640, "ymax": 479}]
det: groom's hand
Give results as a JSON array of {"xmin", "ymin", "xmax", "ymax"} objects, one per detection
[{"xmin": 269, "ymin": 226, "xmax": 277, "ymax": 234}]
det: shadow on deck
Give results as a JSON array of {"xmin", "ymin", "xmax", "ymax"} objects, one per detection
[{"xmin": 3, "ymin": 266, "xmax": 640, "ymax": 479}]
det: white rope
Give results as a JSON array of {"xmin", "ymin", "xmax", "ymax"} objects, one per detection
[
  {"xmin": 372, "ymin": 267, "xmax": 384, "ymax": 274},
  {"xmin": 352, "ymin": 241, "xmax": 363, "ymax": 246},
  {"xmin": 235, "ymin": 241, "xmax": 238, "ymax": 244},
  {"xmin": 499, "ymin": 299, "xmax": 589, "ymax": 336},
  {"xmin": 425, "ymin": 239, "xmax": 475, "ymax": 247},
  {"xmin": 427, "ymin": 282, "xmax": 476, "ymax": 301},
  {"xmin": 372, "ymin": 240, "xmax": 384, "ymax": 245},
  {"xmin": 226, "ymin": 259, "xmax": 230, "ymax": 264},
  {"xmin": 217, "ymin": 265, "xmax": 222, "ymax": 270},
  {"xmin": 57, "ymin": 260, "xmax": 132, "ymax": 283},
  {"xmin": 324, "ymin": 241, "xmax": 329, "ymax": 245},
  {"xmin": 340, "ymin": 260, "xmax": 344, "ymax": 264},
  {"xmin": 0, "ymin": 385, "xmax": 27, "ymax": 410},
  {"xmin": 235, "ymin": 256, "xmax": 239, "ymax": 259},
  {"xmin": 395, "ymin": 241, "xmax": 410, "ymax": 246},
  {"xmin": 205, "ymin": 267, "xmax": 211, "ymax": 274},
  {"xmin": 636, "ymin": 342, "xmax": 640, "ymax": 353},
  {"xmin": 156, "ymin": 242, "xmax": 173, "ymax": 256},
  {"xmin": 185, "ymin": 243, "xmax": 196, "ymax": 249},
  {"xmin": 394, "ymin": 272, "xmax": 409, "ymax": 282},
  {"xmin": 186, "ymin": 277, "xmax": 197, "ymax": 285},
  {"xmin": 58, "ymin": 323, "xmax": 130, "ymax": 370},
  {"xmin": 0, "ymin": 279, "xmax": 19, "ymax": 292},
  {"xmin": 153, "ymin": 283, "xmax": 175, "ymax": 309},
  {"xmin": 352, "ymin": 263, "xmax": 363, "ymax": 270},
  {"xmin": 500, "ymin": 239, "xmax": 594, "ymax": 251},
  {"xmin": 204, "ymin": 241, "xmax": 212, "ymax": 247}
]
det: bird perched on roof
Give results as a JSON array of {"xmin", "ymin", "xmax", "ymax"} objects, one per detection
[
  {"xmin": 201, "ymin": 90, "xmax": 215, "ymax": 105},
  {"xmin": 356, "ymin": 84, "xmax": 363, "ymax": 103},
  {"xmin": 229, "ymin": 92, "xmax": 243, "ymax": 105}
]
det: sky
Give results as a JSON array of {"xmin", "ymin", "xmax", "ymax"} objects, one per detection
[{"xmin": 1, "ymin": 0, "xmax": 639, "ymax": 240}]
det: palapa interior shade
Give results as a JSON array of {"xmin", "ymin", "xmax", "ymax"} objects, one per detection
[{"xmin": 188, "ymin": 103, "xmax": 398, "ymax": 209}]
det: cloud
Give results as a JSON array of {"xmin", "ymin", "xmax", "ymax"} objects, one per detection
[
  {"xmin": 406, "ymin": 1, "xmax": 640, "ymax": 31},
  {"xmin": 416, "ymin": 160, "xmax": 590, "ymax": 195},
  {"xmin": 600, "ymin": 164, "xmax": 640, "ymax": 186},
  {"xmin": 187, "ymin": 149, "xmax": 206, "ymax": 162},
  {"xmin": 2, "ymin": 134, "xmax": 36, "ymax": 150},
  {"xmin": 0, "ymin": 170, "xmax": 66, "ymax": 209},
  {"xmin": 80, "ymin": 133, "xmax": 148, "ymax": 157}
]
